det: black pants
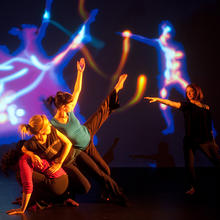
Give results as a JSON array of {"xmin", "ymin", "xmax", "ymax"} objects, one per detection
[
  {"xmin": 32, "ymin": 172, "xmax": 68, "ymax": 205},
  {"xmin": 84, "ymin": 89, "xmax": 119, "ymax": 176},
  {"xmin": 63, "ymin": 163, "xmax": 91, "ymax": 195},
  {"xmin": 75, "ymin": 151, "xmax": 122, "ymax": 197},
  {"xmin": 64, "ymin": 150, "xmax": 122, "ymax": 198},
  {"xmin": 63, "ymin": 91, "xmax": 122, "ymax": 198},
  {"xmin": 183, "ymin": 140, "xmax": 220, "ymax": 188}
]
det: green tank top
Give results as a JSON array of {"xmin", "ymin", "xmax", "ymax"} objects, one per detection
[{"xmin": 50, "ymin": 112, "xmax": 91, "ymax": 150}]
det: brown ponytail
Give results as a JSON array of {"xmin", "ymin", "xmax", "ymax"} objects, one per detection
[{"xmin": 53, "ymin": 91, "xmax": 73, "ymax": 109}]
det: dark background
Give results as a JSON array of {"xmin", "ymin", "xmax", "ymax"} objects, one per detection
[{"xmin": 0, "ymin": 0, "xmax": 219, "ymax": 167}]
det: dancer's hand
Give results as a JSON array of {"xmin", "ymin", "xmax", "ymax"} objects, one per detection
[
  {"xmin": 144, "ymin": 97, "xmax": 158, "ymax": 103},
  {"xmin": 48, "ymin": 162, "xmax": 62, "ymax": 174},
  {"xmin": 6, "ymin": 208, "xmax": 24, "ymax": 215},
  {"xmin": 31, "ymin": 154, "xmax": 43, "ymax": 169},
  {"xmin": 77, "ymin": 58, "xmax": 85, "ymax": 73}
]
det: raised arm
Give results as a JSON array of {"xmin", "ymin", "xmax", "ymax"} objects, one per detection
[
  {"xmin": 144, "ymin": 97, "xmax": 181, "ymax": 109},
  {"xmin": 70, "ymin": 58, "xmax": 85, "ymax": 111}
]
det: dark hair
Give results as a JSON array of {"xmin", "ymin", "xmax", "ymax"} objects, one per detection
[
  {"xmin": 186, "ymin": 83, "xmax": 204, "ymax": 101},
  {"xmin": 0, "ymin": 140, "xmax": 25, "ymax": 176},
  {"xmin": 47, "ymin": 91, "xmax": 73, "ymax": 109}
]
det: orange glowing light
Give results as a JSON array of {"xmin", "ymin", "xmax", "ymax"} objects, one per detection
[
  {"xmin": 78, "ymin": 0, "xmax": 89, "ymax": 20},
  {"xmin": 122, "ymin": 30, "xmax": 132, "ymax": 38},
  {"xmin": 118, "ymin": 74, "xmax": 147, "ymax": 112},
  {"xmin": 110, "ymin": 30, "xmax": 131, "ymax": 91}
]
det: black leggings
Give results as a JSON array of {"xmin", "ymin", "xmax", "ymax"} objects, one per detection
[
  {"xmin": 183, "ymin": 140, "xmax": 220, "ymax": 188},
  {"xmin": 63, "ymin": 163, "xmax": 91, "ymax": 195},
  {"xmin": 64, "ymin": 150, "xmax": 122, "ymax": 198},
  {"xmin": 84, "ymin": 90, "xmax": 119, "ymax": 176},
  {"xmin": 32, "ymin": 172, "xmax": 68, "ymax": 204}
]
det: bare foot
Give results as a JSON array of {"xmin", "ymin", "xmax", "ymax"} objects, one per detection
[
  {"xmin": 77, "ymin": 58, "xmax": 85, "ymax": 73},
  {"xmin": 185, "ymin": 186, "xmax": 195, "ymax": 195},
  {"xmin": 114, "ymin": 74, "xmax": 128, "ymax": 93}
]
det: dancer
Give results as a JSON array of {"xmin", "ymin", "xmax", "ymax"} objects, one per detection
[
  {"xmin": 145, "ymin": 83, "xmax": 220, "ymax": 195},
  {"xmin": 16, "ymin": 114, "xmax": 90, "ymax": 205},
  {"xmin": 40, "ymin": 57, "xmax": 128, "ymax": 203},
  {"xmin": 21, "ymin": 114, "xmax": 127, "ymax": 205},
  {"xmin": 1, "ymin": 141, "xmax": 78, "ymax": 215},
  {"xmin": 47, "ymin": 58, "xmax": 127, "ymax": 176}
]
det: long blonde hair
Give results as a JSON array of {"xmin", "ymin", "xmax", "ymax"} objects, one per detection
[{"xmin": 19, "ymin": 115, "xmax": 48, "ymax": 139}]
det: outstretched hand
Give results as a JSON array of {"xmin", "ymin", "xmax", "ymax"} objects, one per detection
[
  {"xmin": 144, "ymin": 97, "xmax": 158, "ymax": 103},
  {"xmin": 77, "ymin": 58, "xmax": 85, "ymax": 73}
]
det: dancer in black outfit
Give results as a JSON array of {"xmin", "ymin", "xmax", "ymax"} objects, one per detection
[{"xmin": 145, "ymin": 83, "xmax": 220, "ymax": 195}]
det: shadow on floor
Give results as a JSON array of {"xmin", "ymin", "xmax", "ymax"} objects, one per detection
[{"xmin": 0, "ymin": 167, "xmax": 218, "ymax": 220}]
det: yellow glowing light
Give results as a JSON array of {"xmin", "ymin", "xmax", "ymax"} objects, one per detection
[{"xmin": 118, "ymin": 74, "xmax": 147, "ymax": 112}]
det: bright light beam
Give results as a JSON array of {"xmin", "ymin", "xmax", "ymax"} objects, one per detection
[
  {"xmin": 110, "ymin": 30, "xmax": 131, "ymax": 91},
  {"xmin": 118, "ymin": 74, "xmax": 147, "ymax": 112}
]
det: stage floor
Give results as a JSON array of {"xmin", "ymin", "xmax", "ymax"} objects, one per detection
[{"xmin": 0, "ymin": 168, "xmax": 218, "ymax": 220}]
